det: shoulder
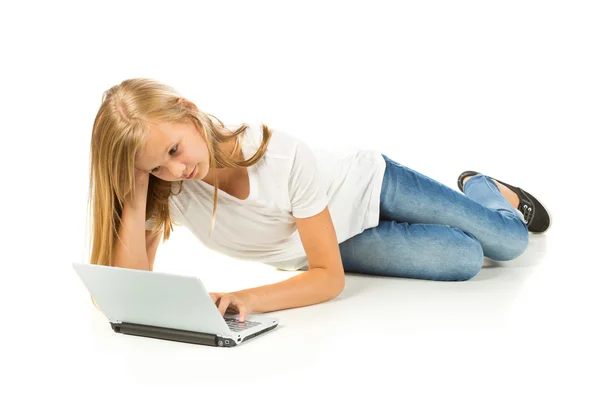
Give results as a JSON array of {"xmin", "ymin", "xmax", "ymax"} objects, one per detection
[{"xmin": 230, "ymin": 121, "xmax": 304, "ymax": 164}]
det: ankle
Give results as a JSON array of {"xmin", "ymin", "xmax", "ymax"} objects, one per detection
[
  {"xmin": 492, "ymin": 179, "xmax": 520, "ymax": 209},
  {"xmin": 463, "ymin": 175, "xmax": 519, "ymax": 209}
]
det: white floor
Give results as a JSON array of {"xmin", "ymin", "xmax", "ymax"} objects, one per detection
[
  {"xmin": 3, "ymin": 1, "xmax": 598, "ymax": 398},
  {"xmin": 18, "ymin": 195, "xmax": 597, "ymax": 399}
]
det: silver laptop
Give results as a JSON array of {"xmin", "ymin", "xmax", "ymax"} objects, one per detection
[{"xmin": 72, "ymin": 263, "xmax": 279, "ymax": 347}]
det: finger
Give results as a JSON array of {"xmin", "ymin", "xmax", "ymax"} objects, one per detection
[
  {"xmin": 209, "ymin": 293, "xmax": 219, "ymax": 303},
  {"xmin": 218, "ymin": 296, "xmax": 230, "ymax": 316},
  {"xmin": 237, "ymin": 304, "xmax": 247, "ymax": 322}
]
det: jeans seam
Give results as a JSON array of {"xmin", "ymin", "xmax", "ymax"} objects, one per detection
[{"xmin": 481, "ymin": 177, "xmax": 523, "ymax": 222}]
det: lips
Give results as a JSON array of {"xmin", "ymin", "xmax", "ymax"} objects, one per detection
[{"xmin": 186, "ymin": 166, "xmax": 196, "ymax": 179}]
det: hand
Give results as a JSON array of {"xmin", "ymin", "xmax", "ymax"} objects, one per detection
[
  {"xmin": 209, "ymin": 292, "xmax": 251, "ymax": 322},
  {"xmin": 126, "ymin": 167, "xmax": 150, "ymax": 206},
  {"xmin": 134, "ymin": 167, "xmax": 150, "ymax": 185}
]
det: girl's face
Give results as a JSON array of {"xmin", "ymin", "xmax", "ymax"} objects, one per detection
[{"xmin": 135, "ymin": 120, "xmax": 210, "ymax": 181}]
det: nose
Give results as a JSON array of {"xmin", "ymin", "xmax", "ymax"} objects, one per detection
[{"xmin": 167, "ymin": 161, "xmax": 186, "ymax": 178}]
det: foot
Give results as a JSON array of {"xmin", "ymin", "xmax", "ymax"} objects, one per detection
[
  {"xmin": 458, "ymin": 171, "xmax": 551, "ymax": 233},
  {"xmin": 462, "ymin": 175, "xmax": 520, "ymax": 209}
]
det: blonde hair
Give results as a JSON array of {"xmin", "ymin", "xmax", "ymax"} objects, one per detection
[{"xmin": 88, "ymin": 78, "xmax": 272, "ymax": 266}]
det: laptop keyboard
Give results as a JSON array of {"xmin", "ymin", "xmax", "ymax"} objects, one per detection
[{"xmin": 224, "ymin": 318, "xmax": 261, "ymax": 332}]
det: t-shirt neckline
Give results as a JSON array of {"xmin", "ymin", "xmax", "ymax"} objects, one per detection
[{"xmin": 195, "ymin": 126, "xmax": 255, "ymax": 202}]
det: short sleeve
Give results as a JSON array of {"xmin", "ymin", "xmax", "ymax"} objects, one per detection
[{"xmin": 288, "ymin": 138, "xmax": 329, "ymax": 218}]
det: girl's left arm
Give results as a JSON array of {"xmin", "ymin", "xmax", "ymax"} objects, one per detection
[{"xmin": 232, "ymin": 205, "xmax": 345, "ymax": 315}]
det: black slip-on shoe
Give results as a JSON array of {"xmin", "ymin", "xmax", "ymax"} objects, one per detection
[{"xmin": 457, "ymin": 170, "xmax": 551, "ymax": 234}]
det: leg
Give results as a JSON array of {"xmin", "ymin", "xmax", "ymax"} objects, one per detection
[
  {"xmin": 377, "ymin": 154, "xmax": 529, "ymax": 261},
  {"xmin": 339, "ymin": 221, "xmax": 483, "ymax": 281}
]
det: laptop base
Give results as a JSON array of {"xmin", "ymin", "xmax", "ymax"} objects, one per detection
[
  {"xmin": 110, "ymin": 321, "xmax": 236, "ymax": 347},
  {"xmin": 110, "ymin": 322, "xmax": 278, "ymax": 347}
]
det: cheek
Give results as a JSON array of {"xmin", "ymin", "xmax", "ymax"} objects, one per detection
[
  {"xmin": 184, "ymin": 134, "xmax": 208, "ymax": 165},
  {"xmin": 194, "ymin": 138, "xmax": 209, "ymax": 162}
]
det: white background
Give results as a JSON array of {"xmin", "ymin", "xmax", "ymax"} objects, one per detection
[{"xmin": 1, "ymin": 0, "xmax": 598, "ymax": 398}]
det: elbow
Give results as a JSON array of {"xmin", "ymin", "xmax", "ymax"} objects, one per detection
[
  {"xmin": 329, "ymin": 271, "xmax": 345, "ymax": 299},
  {"xmin": 312, "ymin": 266, "xmax": 345, "ymax": 302}
]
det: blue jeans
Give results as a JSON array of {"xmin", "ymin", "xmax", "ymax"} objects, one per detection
[{"xmin": 338, "ymin": 154, "xmax": 529, "ymax": 281}]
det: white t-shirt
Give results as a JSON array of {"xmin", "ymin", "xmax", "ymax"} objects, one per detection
[{"xmin": 146, "ymin": 122, "xmax": 386, "ymax": 271}]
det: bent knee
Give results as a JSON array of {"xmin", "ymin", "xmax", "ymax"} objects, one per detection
[
  {"xmin": 436, "ymin": 230, "xmax": 483, "ymax": 281},
  {"xmin": 487, "ymin": 228, "xmax": 529, "ymax": 261}
]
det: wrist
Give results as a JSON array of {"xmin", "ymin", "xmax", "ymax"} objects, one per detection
[{"xmin": 127, "ymin": 182, "xmax": 149, "ymax": 208}]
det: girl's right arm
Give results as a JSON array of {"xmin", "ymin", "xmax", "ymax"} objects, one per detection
[{"xmin": 111, "ymin": 169, "xmax": 157, "ymax": 271}]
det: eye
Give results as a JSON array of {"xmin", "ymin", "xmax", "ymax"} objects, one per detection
[{"xmin": 151, "ymin": 145, "xmax": 179, "ymax": 173}]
